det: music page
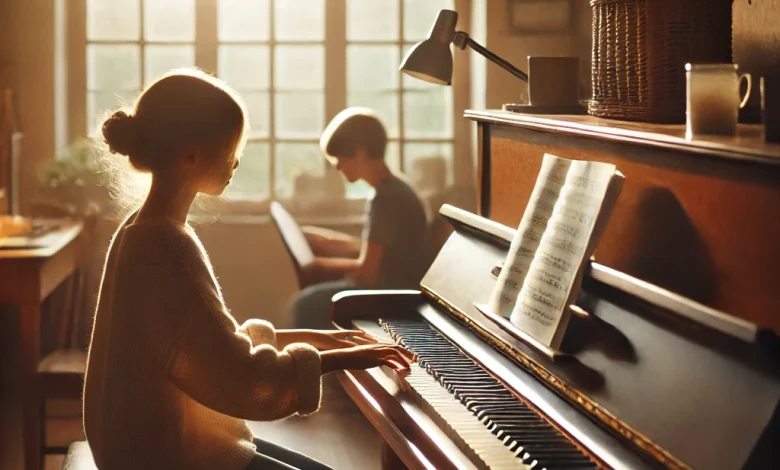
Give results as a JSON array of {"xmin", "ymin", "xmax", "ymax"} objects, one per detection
[
  {"xmin": 509, "ymin": 159, "xmax": 616, "ymax": 348},
  {"xmin": 487, "ymin": 154, "xmax": 572, "ymax": 317}
]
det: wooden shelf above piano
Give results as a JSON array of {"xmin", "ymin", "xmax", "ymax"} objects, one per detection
[
  {"xmin": 466, "ymin": 109, "xmax": 780, "ymax": 167},
  {"xmin": 466, "ymin": 109, "xmax": 780, "ymax": 334}
]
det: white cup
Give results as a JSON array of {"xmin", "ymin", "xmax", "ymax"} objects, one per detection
[{"xmin": 686, "ymin": 63, "xmax": 752, "ymax": 137}]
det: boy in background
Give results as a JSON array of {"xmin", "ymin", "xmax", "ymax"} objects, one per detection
[{"xmin": 292, "ymin": 107, "xmax": 430, "ymax": 329}]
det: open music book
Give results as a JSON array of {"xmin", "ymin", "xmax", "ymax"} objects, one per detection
[{"xmin": 487, "ymin": 153, "xmax": 624, "ymax": 350}]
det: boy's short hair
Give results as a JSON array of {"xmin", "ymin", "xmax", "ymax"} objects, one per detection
[{"xmin": 320, "ymin": 107, "xmax": 387, "ymax": 165}]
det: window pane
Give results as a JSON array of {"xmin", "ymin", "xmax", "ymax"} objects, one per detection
[
  {"xmin": 218, "ymin": 45, "xmax": 270, "ymax": 90},
  {"xmin": 275, "ymin": 142, "xmax": 324, "ymax": 199},
  {"xmin": 87, "ymin": 45, "xmax": 141, "ymax": 91},
  {"xmin": 275, "ymin": 46, "xmax": 324, "ymax": 90},
  {"xmin": 346, "ymin": 0, "xmax": 398, "ymax": 41},
  {"xmin": 226, "ymin": 141, "xmax": 270, "ymax": 199},
  {"xmin": 87, "ymin": 0, "xmax": 139, "ymax": 40},
  {"xmin": 347, "ymin": 45, "xmax": 399, "ymax": 91},
  {"xmin": 274, "ymin": 0, "xmax": 324, "ymax": 41},
  {"xmin": 345, "ymin": 179, "xmax": 374, "ymax": 200},
  {"xmin": 144, "ymin": 0, "xmax": 195, "ymax": 42},
  {"xmin": 403, "ymin": 0, "xmax": 455, "ymax": 42},
  {"xmin": 347, "ymin": 91, "xmax": 399, "ymax": 139},
  {"xmin": 275, "ymin": 92, "xmax": 324, "ymax": 139},
  {"xmin": 242, "ymin": 92, "xmax": 270, "ymax": 139},
  {"xmin": 403, "ymin": 87, "xmax": 453, "ymax": 138},
  {"xmin": 145, "ymin": 45, "xmax": 195, "ymax": 85},
  {"xmin": 404, "ymin": 142, "xmax": 453, "ymax": 189},
  {"xmin": 87, "ymin": 90, "xmax": 138, "ymax": 136},
  {"xmin": 218, "ymin": 0, "xmax": 270, "ymax": 41}
]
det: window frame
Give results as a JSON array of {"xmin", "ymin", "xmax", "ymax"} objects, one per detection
[{"xmin": 65, "ymin": 0, "xmax": 473, "ymax": 214}]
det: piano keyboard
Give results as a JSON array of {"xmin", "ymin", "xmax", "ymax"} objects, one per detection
[{"xmin": 380, "ymin": 319, "xmax": 599, "ymax": 470}]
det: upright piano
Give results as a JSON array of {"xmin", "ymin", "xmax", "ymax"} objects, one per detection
[{"xmin": 332, "ymin": 111, "xmax": 780, "ymax": 470}]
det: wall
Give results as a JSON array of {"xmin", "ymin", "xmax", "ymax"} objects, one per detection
[
  {"xmin": 734, "ymin": 0, "xmax": 780, "ymax": 118},
  {"xmin": 0, "ymin": 0, "xmax": 56, "ymax": 213},
  {"xmin": 484, "ymin": 0, "xmax": 592, "ymax": 109},
  {"xmin": 734, "ymin": 0, "xmax": 780, "ymax": 75}
]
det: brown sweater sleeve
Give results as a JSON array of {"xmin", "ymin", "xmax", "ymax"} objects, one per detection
[{"xmin": 161, "ymin": 226, "xmax": 321, "ymax": 420}]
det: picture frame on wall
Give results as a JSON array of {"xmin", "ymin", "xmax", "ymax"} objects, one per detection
[{"xmin": 507, "ymin": 0, "xmax": 572, "ymax": 33}]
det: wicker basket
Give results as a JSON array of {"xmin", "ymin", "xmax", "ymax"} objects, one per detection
[{"xmin": 589, "ymin": 0, "xmax": 733, "ymax": 123}]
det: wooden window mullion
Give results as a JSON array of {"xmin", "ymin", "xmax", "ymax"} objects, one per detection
[
  {"xmin": 68, "ymin": 0, "xmax": 87, "ymax": 140},
  {"xmin": 324, "ymin": 0, "xmax": 346, "ymax": 185},
  {"xmin": 269, "ymin": 0, "xmax": 277, "ymax": 200},
  {"xmin": 195, "ymin": 0, "xmax": 218, "ymax": 75},
  {"xmin": 453, "ymin": 0, "xmax": 473, "ymax": 187},
  {"xmin": 139, "ymin": 0, "xmax": 145, "ymax": 93},
  {"xmin": 325, "ymin": 0, "xmax": 346, "ymax": 120},
  {"xmin": 398, "ymin": 0, "xmax": 405, "ymax": 173}
]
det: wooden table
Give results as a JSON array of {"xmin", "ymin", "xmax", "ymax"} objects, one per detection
[{"xmin": 0, "ymin": 221, "xmax": 84, "ymax": 470}]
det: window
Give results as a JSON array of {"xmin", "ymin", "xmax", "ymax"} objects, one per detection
[{"xmin": 72, "ymin": 0, "xmax": 467, "ymax": 206}]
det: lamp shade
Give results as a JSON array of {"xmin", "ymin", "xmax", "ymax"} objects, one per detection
[{"xmin": 399, "ymin": 10, "xmax": 458, "ymax": 86}]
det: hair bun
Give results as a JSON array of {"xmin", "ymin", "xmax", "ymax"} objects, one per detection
[{"xmin": 102, "ymin": 111, "xmax": 140, "ymax": 157}]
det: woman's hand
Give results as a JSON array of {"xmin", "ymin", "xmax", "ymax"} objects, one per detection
[
  {"xmin": 321, "ymin": 344, "xmax": 417, "ymax": 375},
  {"xmin": 304, "ymin": 329, "xmax": 378, "ymax": 351},
  {"xmin": 277, "ymin": 329, "xmax": 379, "ymax": 351}
]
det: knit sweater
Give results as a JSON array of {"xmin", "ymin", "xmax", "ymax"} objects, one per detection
[{"xmin": 83, "ymin": 215, "xmax": 322, "ymax": 470}]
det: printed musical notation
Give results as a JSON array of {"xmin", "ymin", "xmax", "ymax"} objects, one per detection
[
  {"xmin": 487, "ymin": 153, "xmax": 621, "ymax": 349},
  {"xmin": 487, "ymin": 156, "xmax": 572, "ymax": 316}
]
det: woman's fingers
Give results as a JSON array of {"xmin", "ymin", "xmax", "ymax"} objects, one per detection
[
  {"xmin": 391, "ymin": 345, "xmax": 416, "ymax": 362},
  {"xmin": 333, "ymin": 330, "xmax": 379, "ymax": 343},
  {"xmin": 382, "ymin": 346, "xmax": 413, "ymax": 368}
]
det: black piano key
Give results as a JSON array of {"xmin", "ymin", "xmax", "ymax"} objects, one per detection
[
  {"xmin": 495, "ymin": 427, "xmax": 558, "ymax": 441},
  {"xmin": 487, "ymin": 415, "xmax": 548, "ymax": 425},
  {"xmin": 477, "ymin": 406, "xmax": 530, "ymax": 419},
  {"xmin": 466, "ymin": 399, "xmax": 521, "ymax": 411}
]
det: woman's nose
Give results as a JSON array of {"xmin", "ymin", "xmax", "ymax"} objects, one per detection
[{"xmin": 233, "ymin": 159, "xmax": 239, "ymax": 169}]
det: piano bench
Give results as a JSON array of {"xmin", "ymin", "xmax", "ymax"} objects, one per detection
[{"xmin": 61, "ymin": 442, "xmax": 97, "ymax": 470}]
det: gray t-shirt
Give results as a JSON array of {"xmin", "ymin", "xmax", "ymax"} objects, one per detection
[{"xmin": 362, "ymin": 175, "xmax": 429, "ymax": 289}]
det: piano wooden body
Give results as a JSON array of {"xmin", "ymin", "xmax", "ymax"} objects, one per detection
[{"xmin": 332, "ymin": 112, "xmax": 780, "ymax": 470}]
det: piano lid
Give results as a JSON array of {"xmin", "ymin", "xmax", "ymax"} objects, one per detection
[{"xmin": 420, "ymin": 204, "xmax": 780, "ymax": 470}]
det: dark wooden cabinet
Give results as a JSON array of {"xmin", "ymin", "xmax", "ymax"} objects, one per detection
[{"xmin": 468, "ymin": 110, "xmax": 780, "ymax": 333}]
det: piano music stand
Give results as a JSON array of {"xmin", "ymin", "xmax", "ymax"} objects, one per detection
[{"xmin": 269, "ymin": 201, "xmax": 315, "ymax": 290}]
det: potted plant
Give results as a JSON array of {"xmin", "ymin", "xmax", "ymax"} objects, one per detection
[{"xmin": 34, "ymin": 138, "xmax": 115, "ymax": 218}]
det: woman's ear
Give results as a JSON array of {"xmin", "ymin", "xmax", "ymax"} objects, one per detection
[
  {"xmin": 182, "ymin": 149, "xmax": 198, "ymax": 167},
  {"xmin": 174, "ymin": 147, "xmax": 205, "ymax": 181},
  {"xmin": 177, "ymin": 145, "xmax": 207, "ymax": 173}
]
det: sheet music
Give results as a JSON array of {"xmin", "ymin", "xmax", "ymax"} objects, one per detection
[
  {"xmin": 487, "ymin": 154, "xmax": 572, "ymax": 316},
  {"xmin": 509, "ymin": 159, "xmax": 615, "ymax": 346}
]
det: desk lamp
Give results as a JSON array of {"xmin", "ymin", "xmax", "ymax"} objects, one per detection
[
  {"xmin": 400, "ymin": 9, "xmax": 584, "ymax": 114},
  {"xmin": 399, "ymin": 9, "xmax": 527, "ymax": 86}
]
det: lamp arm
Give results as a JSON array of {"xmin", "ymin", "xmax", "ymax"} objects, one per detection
[{"xmin": 453, "ymin": 31, "xmax": 528, "ymax": 83}]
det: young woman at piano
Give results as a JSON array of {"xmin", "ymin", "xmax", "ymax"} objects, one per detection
[{"xmin": 82, "ymin": 69, "xmax": 414, "ymax": 470}]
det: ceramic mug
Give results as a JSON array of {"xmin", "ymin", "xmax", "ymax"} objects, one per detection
[{"xmin": 686, "ymin": 63, "xmax": 752, "ymax": 137}]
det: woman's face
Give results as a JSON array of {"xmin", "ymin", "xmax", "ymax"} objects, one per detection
[{"xmin": 195, "ymin": 131, "xmax": 242, "ymax": 196}]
